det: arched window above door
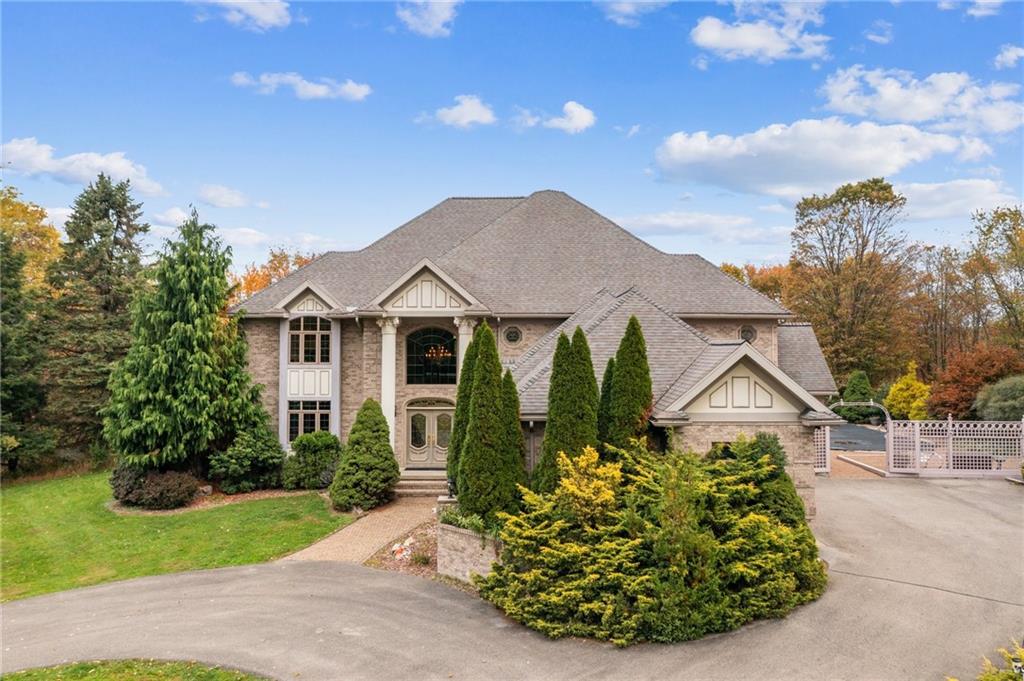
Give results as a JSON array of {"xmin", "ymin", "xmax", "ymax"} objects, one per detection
[{"xmin": 406, "ymin": 327, "xmax": 457, "ymax": 384}]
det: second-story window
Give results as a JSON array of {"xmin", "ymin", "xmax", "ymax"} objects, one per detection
[{"xmin": 289, "ymin": 316, "xmax": 331, "ymax": 364}]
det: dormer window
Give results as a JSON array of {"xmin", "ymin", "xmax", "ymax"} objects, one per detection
[{"xmin": 289, "ymin": 316, "xmax": 331, "ymax": 364}]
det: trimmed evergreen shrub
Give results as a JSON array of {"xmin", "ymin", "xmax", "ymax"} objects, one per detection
[
  {"xmin": 209, "ymin": 427, "xmax": 285, "ymax": 494},
  {"xmin": 477, "ymin": 435, "xmax": 826, "ymax": 647},
  {"xmin": 458, "ymin": 323, "xmax": 521, "ymax": 523},
  {"xmin": 532, "ymin": 333, "xmax": 572, "ymax": 494},
  {"xmin": 110, "ymin": 460, "xmax": 199, "ymax": 509},
  {"xmin": 832, "ymin": 370, "xmax": 874, "ymax": 423},
  {"xmin": 597, "ymin": 356, "xmax": 615, "ymax": 445},
  {"xmin": 883, "ymin": 362, "xmax": 930, "ymax": 420},
  {"xmin": 501, "ymin": 369, "xmax": 528, "ymax": 488},
  {"xmin": 283, "ymin": 431, "xmax": 341, "ymax": 490},
  {"xmin": 329, "ymin": 398, "xmax": 400, "ymax": 511},
  {"xmin": 110, "ymin": 458, "xmax": 148, "ymax": 504},
  {"xmin": 973, "ymin": 374, "xmax": 1024, "ymax": 421},
  {"xmin": 606, "ymin": 316, "xmax": 653, "ymax": 448},
  {"xmin": 447, "ymin": 328, "xmax": 479, "ymax": 494}
]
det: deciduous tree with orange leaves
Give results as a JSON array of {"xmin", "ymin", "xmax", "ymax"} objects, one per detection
[{"xmin": 229, "ymin": 248, "xmax": 317, "ymax": 304}]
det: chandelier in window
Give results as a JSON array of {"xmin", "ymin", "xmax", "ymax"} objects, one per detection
[{"xmin": 425, "ymin": 345, "xmax": 453, "ymax": 362}]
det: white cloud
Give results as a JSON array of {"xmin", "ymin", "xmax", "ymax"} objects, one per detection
[
  {"xmin": 692, "ymin": 54, "xmax": 710, "ymax": 71},
  {"xmin": 966, "ymin": 0, "xmax": 1001, "ymax": 17},
  {"xmin": 44, "ymin": 207, "xmax": 73, "ymax": 231},
  {"xmin": 863, "ymin": 19, "xmax": 893, "ymax": 45},
  {"xmin": 937, "ymin": 1, "xmax": 957, "ymax": 9},
  {"xmin": 543, "ymin": 101, "xmax": 597, "ymax": 134},
  {"xmin": 821, "ymin": 65, "xmax": 1024, "ymax": 135},
  {"xmin": 195, "ymin": 1, "xmax": 292, "ymax": 31},
  {"xmin": 1, "ymin": 137, "xmax": 164, "ymax": 196},
  {"xmin": 599, "ymin": 1, "xmax": 671, "ymax": 27},
  {"xmin": 512, "ymin": 106, "xmax": 540, "ymax": 130},
  {"xmin": 898, "ymin": 179, "xmax": 1019, "ymax": 220},
  {"xmin": 690, "ymin": 2, "xmax": 829, "ymax": 63},
  {"xmin": 433, "ymin": 95, "xmax": 496, "ymax": 128},
  {"xmin": 758, "ymin": 203, "xmax": 789, "ymax": 214},
  {"xmin": 655, "ymin": 117, "xmax": 971, "ymax": 199},
  {"xmin": 231, "ymin": 71, "xmax": 371, "ymax": 101},
  {"xmin": 152, "ymin": 207, "xmax": 190, "ymax": 227},
  {"xmin": 199, "ymin": 184, "xmax": 248, "ymax": 208},
  {"xmin": 626, "ymin": 124, "xmax": 641, "ymax": 138},
  {"xmin": 619, "ymin": 210, "xmax": 789, "ymax": 244},
  {"xmin": 220, "ymin": 226, "xmax": 271, "ymax": 247},
  {"xmin": 994, "ymin": 44, "xmax": 1024, "ymax": 69},
  {"xmin": 396, "ymin": 0, "xmax": 462, "ymax": 37}
]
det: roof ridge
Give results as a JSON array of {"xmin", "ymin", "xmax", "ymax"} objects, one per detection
[
  {"xmin": 683, "ymin": 254, "xmax": 792, "ymax": 316},
  {"xmin": 432, "ymin": 196, "xmax": 529, "ymax": 262}
]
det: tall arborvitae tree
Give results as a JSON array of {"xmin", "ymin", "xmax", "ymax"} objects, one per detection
[
  {"xmin": 606, "ymin": 316, "xmax": 653, "ymax": 449},
  {"xmin": 597, "ymin": 357, "xmax": 615, "ymax": 445},
  {"xmin": 458, "ymin": 322, "xmax": 520, "ymax": 522},
  {"xmin": 534, "ymin": 328, "xmax": 599, "ymax": 493},
  {"xmin": 501, "ymin": 369, "xmax": 528, "ymax": 488},
  {"xmin": 533, "ymin": 332, "xmax": 573, "ymax": 494},
  {"xmin": 44, "ymin": 174, "xmax": 149, "ymax": 450},
  {"xmin": 447, "ymin": 327, "xmax": 479, "ymax": 493},
  {"xmin": 0, "ymin": 231, "xmax": 52, "ymax": 473},
  {"xmin": 103, "ymin": 212, "xmax": 264, "ymax": 470}
]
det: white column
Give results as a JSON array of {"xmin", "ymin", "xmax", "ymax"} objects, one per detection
[
  {"xmin": 455, "ymin": 317, "xmax": 477, "ymax": 380},
  {"xmin": 378, "ymin": 317, "xmax": 399, "ymax": 446}
]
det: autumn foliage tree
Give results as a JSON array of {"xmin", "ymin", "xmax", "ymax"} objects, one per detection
[
  {"xmin": 968, "ymin": 206, "xmax": 1023, "ymax": 349},
  {"xmin": 0, "ymin": 186, "xmax": 61, "ymax": 295},
  {"xmin": 230, "ymin": 248, "xmax": 317, "ymax": 304},
  {"xmin": 927, "ymin": 344, "xmax": 1024, "ymax": 419}
]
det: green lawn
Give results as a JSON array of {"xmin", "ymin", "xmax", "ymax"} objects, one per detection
[
  {"xmin": 5, "ymin": 659, "xmax": 266, "ymax": 680},
  {"xmin": 1, "ymin": 473, "xmax": 352, "ymax": 601}
]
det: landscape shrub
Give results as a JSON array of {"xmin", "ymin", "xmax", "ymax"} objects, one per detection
[
  {"xmin": 831, "ymin": 370, "xmax": 875, "ymax": 423},
  {"xmin": 883, "ymin": 362, "xmax": 930, "ymax": 420},
  {"xmin": 209, "ymin": 427, "xmax": 285, "ymax": 494},
  {"xmin": 928, "ymin": 345, "xmax": 1024, "ymax": 419},
  {"xmin": 110, "ymin": 460, "xmax": 200, "ymax": 509},
  {"xmin": 283, "ymin": 431, "xmax": 341, "ymax": 490},
  {"xmin": 948, "ymin": 640, "xmax": 1024, "ymax": 681},
  {"xmin": 329, "ymin": 398, "xmax": 400, "ymax": 511},
  {"xmin": 973, "ymin": 375, "xmax": 1024, "ymax": 421},
  {"xmin": 477, "ymin": 435, "xmax": 826, "ymax": 647},
  {"xmin": 439, "ymin": 506, "xmax": 493, "ymax": 537},
  {"xmin": 606, "ymin": 315, "xmax": 653, "ymax": 448}
]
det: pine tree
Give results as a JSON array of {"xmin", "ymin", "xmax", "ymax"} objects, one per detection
[
  {"xmin": 329, "ymin": 398, "xmax": 400, "ymax": 511},
  {"xmin": 569, "ymin": 326, "xmax": 600, "ymax": 444},
  {"xmin": 458, "ymin": 322, "xmax": 520, "ymax": 522},
  {"xmin": 44, "ymin": 174, "xmax": 149, "ymax": 451},
  {"xmin": 447, "ymin": 327, "xmax": 479, "ymax": 493},
  {"xmin": 832, "ymin": 370, "xmax": 874, "ymax": 423},
  {"xmin": 501, "ymin": 369, "xmax": 527, "ymax": 487},
  {"xmin": 0, "ymin": 231, "xmax": 52, "ymax": 473},
  {"xmin": 533, "ymin": 333, "xmax": 572, "ymax": 493},
  {"xmin": 606, "ymin": 316, "xmax": 653, "ymax": 449},
  {"xmin": 103, "ymin": 212, "xmax": 264, "ymax": 470},
  {"xmin": 597, "ymin": 356, "xmax": 615, "ymax": 445}
]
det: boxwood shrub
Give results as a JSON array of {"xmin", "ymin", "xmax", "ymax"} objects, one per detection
[
  {"xmin": 110, "ymin": 459, "xmax": 200, "ymax": 510},
  {"xmin": 283, "ymin": 431, "xmax": 341, "ymax": 490},
  {"xmin": 210, "ymin": 427, "xmax": 285, "ymax": 494}
]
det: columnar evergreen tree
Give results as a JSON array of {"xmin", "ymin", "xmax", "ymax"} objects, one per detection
[
  {"xmin": 329, "ymin": 398, "xmax": 400, "ymax": 511},
  {"xmin": 447, "ymin": 327, "xmax": 479, "ymax": 493},
  {"xmin": 606, "ymin": 316, "xmax": 653, "ymax": 448},
  {"xmin": 533, "ymin": 333, "xmax": 572, "ymax": 493},
  {"xmin": 0, "ymin": 231, "xmax": 52, "ymax": 473},
  {"xmin": 458, "ymin": 322, "xmax": 520, "ymax": 522},
  {"xmin": 103, "ymin": 212, "xmax": 264, "ymax": 470},
  {"xmin": 597, "ymin": 356, "xmax": 615, "ymax": 445},
  {"xmin": 44, "ymin": 174, "xmax": 150, "ymax": 450},
  {"xmin": 501, "ymin": 369, "xmax": 528, "ymax": 487}
]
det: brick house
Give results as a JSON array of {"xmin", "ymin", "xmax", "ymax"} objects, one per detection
[{"xmin": 233, "ymin": 190, "xmax": 840, "ymax": 513}]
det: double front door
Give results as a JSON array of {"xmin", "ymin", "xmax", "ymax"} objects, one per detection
[{"xmin": 407, "ymin": 408, "xmax": 452, "ymax": 469}]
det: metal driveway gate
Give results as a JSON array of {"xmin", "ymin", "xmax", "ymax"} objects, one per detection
[{"xmin": 889, "ymin": 416, "xmax": 1024, "ymax": 476}]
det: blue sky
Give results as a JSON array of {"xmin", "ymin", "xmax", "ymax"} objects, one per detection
[{"xmin": 3, "ymin": 1, "xmax": 1022, "ymax": 268}]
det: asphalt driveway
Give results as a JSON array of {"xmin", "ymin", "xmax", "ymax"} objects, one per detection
[
  {"xmin": 830, "ymin": 423, "xmax": 887, "ymax": 452},
  {"xmin": 2, "ymin": 478, "xmax": 1021, "ymax": 681}
]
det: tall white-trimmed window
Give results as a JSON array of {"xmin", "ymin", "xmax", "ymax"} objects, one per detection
[
  {"xmin": 288, "ymin": 400, "xmax": 331, "ymax": 442},
  {"xmin": 289, "ymin": 316, "xmax": 331, "ymax": 364}
]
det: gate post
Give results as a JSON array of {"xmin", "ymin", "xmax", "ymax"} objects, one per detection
[
  {"xmin": 947, "ymin": 414, "xmax": 954, "ymax": 472},
  {"xmin": 914, "ymin": 421, "xmax": 921, "ymax": 473}
]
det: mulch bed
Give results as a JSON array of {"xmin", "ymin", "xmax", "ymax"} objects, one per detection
[{"xmin": 106, "ymin": 489, "xmax": 322, "ymax": 516}]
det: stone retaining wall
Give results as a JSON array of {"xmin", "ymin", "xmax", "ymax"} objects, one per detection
[{"xmin": 436, "ymin": 523, "xmax": 501, "ymax": 583}]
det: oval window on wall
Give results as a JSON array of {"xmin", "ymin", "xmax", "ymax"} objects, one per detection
[
  {"xmin": 504, "ymin": 326, "xmax": 522, "ymax": 345},
  {"xmin": 739, "ymin": 325, "xmax": 758, "ymax": 343}
]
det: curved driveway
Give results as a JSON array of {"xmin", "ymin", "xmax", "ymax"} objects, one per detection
[{"xmin": 3, "ymin": 478, "xmax": 1022, "ymax": 681}]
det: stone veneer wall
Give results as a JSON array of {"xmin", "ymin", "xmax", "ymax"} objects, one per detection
[
  {"xmin": 684, "ymin": 318, "xmax": 778, "ymax": 364},
  {"xmin": 242, "ymin": 319, "xmax": 280, "ymax": 435},
  {"xmin": 436, "ymin": 523, "xmax": 501, "ymax": 583},
  {"xmin": 673, "ymin": 422, "xmax": 817, "ymax": 517}
]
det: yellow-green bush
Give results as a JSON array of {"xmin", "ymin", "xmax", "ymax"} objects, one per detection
[
  {"xmin": 948, "ymin": 640, "xmax": 1024, "ymax": 681},
  {"xmin": 476, "ymin": 436, "xmax": 827, "ymax": 646},
  {"xmin": 883, "ymin": 361, "xmax": 931, "ymax": 420}
]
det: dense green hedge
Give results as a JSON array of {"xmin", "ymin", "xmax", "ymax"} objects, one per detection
[{"xmin": 477, "ymin": 434, "xmax": 826, "ymax": 646}]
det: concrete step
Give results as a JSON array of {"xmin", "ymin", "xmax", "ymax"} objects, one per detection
[{"xmin": 394, "ymin": 477, "xmax": 448, "ymax": 498}]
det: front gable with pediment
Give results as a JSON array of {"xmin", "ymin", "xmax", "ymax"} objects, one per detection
[
  {"xmin": 383, "ymin": 271, "xmax": 466, "ymax": 315},
  {"xmin": 288, "ymin": 293, "xmax": 330, "ymax": 314},
  {"xmin": 683, "ymin": 358, "xmax": 802, "ymax": 421}
]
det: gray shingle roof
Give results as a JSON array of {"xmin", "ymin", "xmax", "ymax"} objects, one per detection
[
  {"xmin": 778, "ymin": 323, "xmax": 838, "ymax": 395},
  {"xmin": 233, "ymin": 190, "xmax": 790, "ymax": 317}
]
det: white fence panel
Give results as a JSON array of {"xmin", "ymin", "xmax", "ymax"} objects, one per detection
[
  {"xmin": 889, "ymin": 417, "xmax": 1023, "ymax": 477},
  {"xmin": 814, "ymin": 426, "xmax": 831, "ymax": 474}
]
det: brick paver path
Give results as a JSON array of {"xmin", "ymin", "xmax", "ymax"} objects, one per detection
[{"xmin": 282, "ymin": 497, "xmax": 436, "ymax": 563}]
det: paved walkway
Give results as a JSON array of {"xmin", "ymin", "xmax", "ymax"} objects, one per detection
[
  {"xmin": 2, "ymin": 478, "xmax": 1021, "ymax": 680},
  {"xmin": 283, "ymin": 497, "xmax": 435, "ymax": 563}
]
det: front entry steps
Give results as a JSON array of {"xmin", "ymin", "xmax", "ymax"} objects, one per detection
[{"xmin": 395, "ymin": 470, "xmax": 449, "ymax": 498}]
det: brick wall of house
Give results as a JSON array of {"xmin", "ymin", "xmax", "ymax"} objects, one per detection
[
  {"xmin": 684, "ymin": 318, "xmax": 778, "ymax": 364},
  {"xmin": 493, "ymin": 318, "xmax": 563, "ymax": 362},
  {"xmin": 672, "ymin": 421, "xmax": 817, "ymax": 517},
  {"xmin": 242, "ymin": 318, "xmax": 280, "ymax": 435},
  {"xmin": 338, "ymin": 319, "xmax": 365, "ymax": 440}
]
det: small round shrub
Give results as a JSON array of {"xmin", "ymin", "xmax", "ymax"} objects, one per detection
[
  {"xmin": 210, "ymin": 427, "xmax": 285, "ymax": 494},
  {"xmin": 110, "ymin": 460, "xmax": 199, "ymax": 509},
  {"xmin": 329, "ymin": 399, "xmax": 400, "ymax": 511},
  {"xmin": 973, "ymin": 374, "xmax": 1024, "ymax": 421},
  {"xmin": 283, "ymin": 431, "xmax": 341, "ymax": 490}
]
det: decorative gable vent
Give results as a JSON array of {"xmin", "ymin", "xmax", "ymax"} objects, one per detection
[
  {"xmin": 385, "ymin": 272, "xmax": 464, "ymax": 312},
  {"xmin": 291, "ymin": 295, "xmax": 328, "ymax": 313}
]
